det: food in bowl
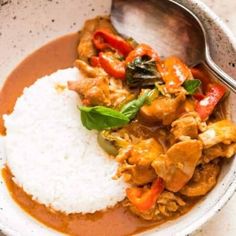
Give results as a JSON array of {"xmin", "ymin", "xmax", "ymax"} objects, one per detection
[{"xmin": 0, "ymin": 16, "xmax": 236, "ymax": 235}]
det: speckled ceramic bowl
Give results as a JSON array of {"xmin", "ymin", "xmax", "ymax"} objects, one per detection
[{"xmin": 0, "ymin": 0, "xmax": 236, "ymax": 236}]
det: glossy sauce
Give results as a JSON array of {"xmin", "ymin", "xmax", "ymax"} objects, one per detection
[{"xmin": 0, "ymin": 33, "xmax": 162, "ymax": 236}]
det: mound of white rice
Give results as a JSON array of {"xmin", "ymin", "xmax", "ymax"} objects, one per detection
[{"xmin": 3, "ymin": 68, "xmax": 127, "ymax": 214}]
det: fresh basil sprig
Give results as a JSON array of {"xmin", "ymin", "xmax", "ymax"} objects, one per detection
[
  {"xmin": 120, "ymin": 88, "xmax": 158, "ymax": 119},
  {"xmin": 183, "ymin": 79, "xmax": 201, "ymax": 94},
  {"xmin": 79, "ymin": 89, "xmax": 158, "ymax": 131},
  {"xmin": 79, "ymin": 106, "xmax": 129, "ymax": 131}
]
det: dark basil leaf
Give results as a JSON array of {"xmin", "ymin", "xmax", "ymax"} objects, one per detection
[
  {"xmin": 126, "ymin": 57, "xmax": 161, "ymax": 88},
  {"xmin": 183, "ymin": 79, "xmax": 201, "ymax": 94},
  {"xmin": 79, "ymin": 106, "xmax": 129, "ymax": 131}
]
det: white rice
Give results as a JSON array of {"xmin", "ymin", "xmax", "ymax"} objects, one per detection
[{"xmin": 3, "ymin": 67, "xmax": 127, "ymax": 214}]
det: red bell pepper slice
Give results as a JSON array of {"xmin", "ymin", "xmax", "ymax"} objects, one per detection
[
  {"xmin": 195, "ymin": 83, "xmax": 226, "ymax": 121},
  {"xmin": 157, "ymin": 56, "xmax": 192, "ymax": 90},
  {"xmin": 90, "ymin": 56, "xmax": 101, "ymax": 67},
  {"xmin": 93, "ymin": 29, "xmax": 134, "ymax": 57},
  {"xmin": 191, "ymin": 68, "xmax": 211, "ymax": 92},
  {"xmin": 125, "ymin": 44, "xmax": 160, "ymax": 64},
  {"xmin": 99, "ymin": 52, "xmax": 125, "ymax": 79},
  {"xmin": 126, "ymin": 177, "xmax": 164, "ymax": 212},
  {"xmin": 193, "ymin": 93, "xmax": 205, "ymax": 101}
]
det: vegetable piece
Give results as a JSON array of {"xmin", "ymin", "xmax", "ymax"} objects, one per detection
[
  {"xmin": 126, "ymin": 57, "xmax": 161, "ymax": 88},
  {"xmin": 183, "ymin": 79, "xmax": 201, "ymax": 94},
  {"xmin": 193, "ymin": 93, "xmax": 205, "ymax": 101},
  {"xmin": 120, "ymin": 89, "xmax": 158, "ymax": 120},
  {"xmin": 97, "ymin": 132, "xmax": 119, "ymax": 156},
  {"xmin": 120, "ymin": 93, "xmax": 148, "ymax": 120},
  {"xmin": 191, "ymin": 67, "xmax": 211, "ymax": 92},
  {"xmin": 77, "ymin": 16, "xmax": 116, "ymax": 62},
  {"xmin": 195, "ymin": 83, "xmax": 226, "ymax": 121},
  {"xmin": 125, "ymin": 44, "xmax": 159, "ymax": 64},
  {"xmin": 99, "ymin": 52, "xmax": 125, "ymax": 79},
  {"xmin": 90, "ymin": 56, "xmax": 101, "ymax": 67},
  {"xmin": 157, "ymin": 56, "xmax": 192, "ymax": 90},
  {"xmin": 126, "ymin": 178, "xmax": 164, "ymax": 212},
  {"xmin": 93, "ymin": 29, "xmax": 134, "ymax": 56},
  {"xmin": 79, "ymin": 89, "xmax": 157, "ymax": 131},
  {"xmin": 79, "ymin": 106, "xmax": 129, "ymax": 131},
  {"xmin": 125, "ymin": 44, "xmax": 161, "ymax": 87}
]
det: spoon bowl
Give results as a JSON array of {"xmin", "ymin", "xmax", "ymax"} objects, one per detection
[{"xmin": 111, "ymin": 0, "xmax": 236, "ymax": 92}]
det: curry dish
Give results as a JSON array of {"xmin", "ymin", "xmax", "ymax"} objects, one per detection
[{"xmin": 1, "ymin": 16, "xmax": 236, "ymax": 236}]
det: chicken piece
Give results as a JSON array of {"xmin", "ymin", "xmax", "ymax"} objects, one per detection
[
  {"xmin": 116, "ymin": 138, "xmax": 163, "ymax": 185},
  {"xmin": 77, "ymin": 16, "xmax": 116, "ymax": 62},
  {"xmin": 126, "ymin": 191, "xmax": 186, "ymax": 221},
  {"xmin": 68, "ymin": 60, "xmax": 111, "ymax": 106},
  {"xmin": 128, "ymin": 138, "xmax": 164, "ymax": 167},
  {"xmin": 68, "ymin": 77, "xmax": 110, "ymax": 106},
  {"xmin": 171, "ymin": 114, "xmax": 199, "ymax": 140},
  {"xmin": 140, "ymin": 92, "xmax": 186, "ymax": 125},
  {"xmin": 70, "ymin": 60, "xmax": 131, "ymax": 107},
  {"xmin": 157, "ymin": 191, "xmax": 186, "ymax": 217},
  {"xmin": 74, "ymin": 59, "xmax": 106, "ymax": 78},
  {"xmin": 199, "ymin": 120, "xmax": 236, "ymax": 148},
  {"xmin": 152, "ymin": 140, "xmax": 203, "ymax": 192},
  {"xmin": 118, "ymin": 164, "xmax": 157, "ymax": 185},
  {"xmin": 202, "ymin": 143, "xmax": 236, "ymax": 163},
  {"xmin": 180, "ymin": 163, "xmax": 220, "ymax": 197}
]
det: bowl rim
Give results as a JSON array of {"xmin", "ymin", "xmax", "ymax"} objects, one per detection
[{"xmin": 0, "ymin": 0, "xmax": 236, "ymax": 236}]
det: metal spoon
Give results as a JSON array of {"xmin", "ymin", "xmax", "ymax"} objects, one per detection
[{"xmin": 111, "ymin": 0, "xmax": 236, "ymax": 92}]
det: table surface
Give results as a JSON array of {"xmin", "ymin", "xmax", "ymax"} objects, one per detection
[{"xmin": 1, "ymin": 1, "xmax": 236, "ymax": 236}]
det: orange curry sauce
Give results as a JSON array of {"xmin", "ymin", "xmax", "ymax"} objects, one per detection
[{"xmin": 0, "ymin": 33, "xmax": 164, "ymax": 236}]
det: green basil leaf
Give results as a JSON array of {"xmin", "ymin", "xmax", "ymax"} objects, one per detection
[
  {"xmin": 79, "ymin": 106, "xmax": 129, "ymax": 131},
  {"xmin": 120, "ymin": 93, "xmax": 147, "ymax": 120},
  {"xmin": 183, "ymin": 79, "xmax": 201, "ymax": 94},
  {"xmin": 145, "ymin": 88, "xmax": 159, "ymax": 105},
  {"xmin": 120, "ymin": 89, "xmax": 158, "ymax": 120}
]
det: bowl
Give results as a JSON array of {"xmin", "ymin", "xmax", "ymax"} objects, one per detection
[{"xmin": 0, "ymin": 0, "xmax": 236, "ymax": 235}]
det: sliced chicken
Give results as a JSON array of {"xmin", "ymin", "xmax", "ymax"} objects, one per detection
[
  {"xmin": 140, "ymin": 92, "xmax": 186, "ymax": 125},
  {"xmin": 116, "ymin": 138, "xmax": 163, "ymax": 185},
  {"xmin": 119, "ymin": 164, "xmax": 157, "ymax": 185},
  {"xmin": 199, "ymin": 120, "xmax": 236, "ymax": 148},
  {"xmin": 128, "ymin": 138, "xmax": 164, "ymax": 167},
  {"xmin": 152, "ymin": 140, "xmax": 203, "ymax": 192},
  {"xmin": 202, "ymin": 143, "xmax": 236, "ymax": 163},
  {"xmin": 180, "ymin": 163, "xmax": 220, "ymax": 197},
  {"xmin": 171, "ymin": 114, "xmax": 199, "ymax": 140},
  {"xmin": 68, "ymin": 60, "xmax": 111, "ymax": 106}
]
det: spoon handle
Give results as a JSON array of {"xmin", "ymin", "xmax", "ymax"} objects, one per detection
[{"xmin": 204, "ymin": 54, "xmax": 236, "ymax": 93}]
